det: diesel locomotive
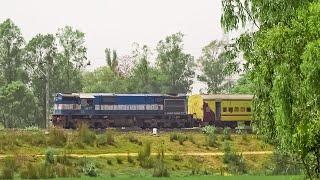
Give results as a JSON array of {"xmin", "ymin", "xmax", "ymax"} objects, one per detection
[
  {"xmin": 52, "ymin": 93, "xmax": 196, "ymax": 129},
  {"xmin": 52, "ymin": 93, "xmax": 253, "ymax": 129}
]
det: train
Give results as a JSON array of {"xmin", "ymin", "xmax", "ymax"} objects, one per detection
[{"xmin": 52, "ymin": 93, "xmax": 253, "ymax": 129}]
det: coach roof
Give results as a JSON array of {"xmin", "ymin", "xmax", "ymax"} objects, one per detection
[{"xmin": 201, "ymin": 94, "xmax": 253, "ymax": 100}]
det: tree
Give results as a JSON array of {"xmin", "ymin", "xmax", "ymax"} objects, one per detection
[
  {"xmin": 25, "ymin": 34, "xmax": 56, "ymax": 127},
  {"xmin": 105, "ymin": 48, "xmax": 118, "ymax": 74},
  {"xmin": 56, "ymin": 26, "xmax": 87, "ymax": 93},
  {"xmin": 230, "ymin": 72, "xmax": 254, "ymax": 94},
  {"xmin": 221, "ymin": 0, "xmax": 320, "ymax": 178},
  {"xmin": 197, "ymin": 40, "xmax": 233, "ymax": 93},
  {"xmin": 0, "ymin": 81, "xmax": 37, "ymax": 128},
  {"xmin": 156, "ymin": 33, "xmax": 195, "ymax": 93},
  {"xmin": 0, "ymin": 19, "xmax": 27, "ymax": 84}
]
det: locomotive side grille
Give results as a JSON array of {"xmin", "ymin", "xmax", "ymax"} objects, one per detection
[{"xmin": 164, "ymin": 99, "xmax": 186, "ymax": 114}]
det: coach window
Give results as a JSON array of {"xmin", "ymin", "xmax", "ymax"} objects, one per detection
[
  {"xmin": 246, "ymin": 107, "xmax": 251, "ymax": 112},
  {"xmin": 228, "ymin": 107, "xmax": 233, "ymax": 113},
  {"xmin": 235, "ymin": 107, "xmax": 239, "ymax": 112},
  {"xmin": 223, "ymin": 107, "xmax": 227, "ymax": 112},
  {"xmin": 240, "ymin": 107, "xmax": 245, "ymax": 112}
]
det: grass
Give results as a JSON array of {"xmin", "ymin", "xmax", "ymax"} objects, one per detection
[{"xmin": 55, "ymin": 175, "xmax": 303, "ymax": 180}]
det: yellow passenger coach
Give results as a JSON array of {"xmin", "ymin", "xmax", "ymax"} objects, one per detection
[{"xmin": 188, "ymin": 94, "xmax": 253, "ymax": 128}]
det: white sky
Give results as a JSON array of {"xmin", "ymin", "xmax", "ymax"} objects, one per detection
[{"xmin": 0, "ymin": 0, "xmax": 224, "ymax": 93}]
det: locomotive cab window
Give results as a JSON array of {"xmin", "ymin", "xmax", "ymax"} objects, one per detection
[
  {"xmin": 223, "ymin": 107, "xmax": 227, "ymax": 112},
  {"xmin": 234, "ymin": 107, "xmax": 239, "ymax": 112},
  {"xmin": 246, "ymin": 107, "xmax": 251, "ymax": 112},
  {"xmin": 228, "ymin": 107, "xmax": 233, "ymax": 113}
]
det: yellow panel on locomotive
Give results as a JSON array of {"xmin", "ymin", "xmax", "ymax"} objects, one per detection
[{"xmin": 188, "ymin": 94, "xmax": 253, "ymax": 128}]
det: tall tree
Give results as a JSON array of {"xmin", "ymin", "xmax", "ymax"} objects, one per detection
[
  {"xmin": 221, "ymin": 0, "xmax": 320, "ymax": 178},
  {"xmin": 105, "ymin": 48, "xmax": 118, "ymax": 74},
  {"xmin": 0, "ymin": 19, "xmax": 27, "ymax": 84},
  {"xmin": 156, "ymin": 33, "xmax": 195, "ymax": 93},
  {"xmin": 25, "ymin": 34, "xmax": 56, "ymax": 127},
  {"xmin": 56, "ymin": 26, "xmax": 87, "ymax": 93},
  {"xmin": 197, "ymin": 40, "xmax": 233, "ymax": 93},
  {"xmin": 0, "ymin": 81, "xmax": 37, "ymax": 128}
]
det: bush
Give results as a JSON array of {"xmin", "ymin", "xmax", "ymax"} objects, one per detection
[
  {"xmin": 207, "ymin": 133, "xmax": 217, "ymax": 147},
  {"xmin": 83, "ymin": 162, "xmax": 98, "ymax": 177},
  {"xmin": 222, "ymin": 127, "xmax": 231, "ymax": 141},
  {"xmin": 48, "ymin": 128, "xmax": 67, "ymax": 147},
  {"xmin": 45, "ymin": 148, "xmax": 56, "ymax": 165},
  {"xmin": 189, "ymin": 158, "xmax": 200, "ymax": 175},
  {"xmin": 222, "ymin": 141, "xmax": 247, "ymax": 174},
  {"xmin": 116, "ymin": 157, "xmax": 123, "ymax": 164},
  {"xmin": 56, "ymin": 153, "xmax": 72, "ymax": 166},
  {"xmin": 170, "ymin": 133, "xmax": 178, "ymax": 141},
  {"xmin": 138, "ymin": 142, "xmax": 154, "ymax": 168},
  {"xmin": 188, "ymin": 135, "xmax": 196, "ymax": 144},
  {"xmin": 77, "ymin": 123, "xmax": 96, "ymax": 146},
  {"xmin": 97, "ymin": 131, "xmax": 115, "ymax": 147},
  {"xmin": 268, "ymin": 151, "xmax": 303, "ymax": 175}
]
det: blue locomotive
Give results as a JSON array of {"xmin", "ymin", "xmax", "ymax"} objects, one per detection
[{"xmin": 52, "ymin": 93, "xmax": 197, "ymax": 128}]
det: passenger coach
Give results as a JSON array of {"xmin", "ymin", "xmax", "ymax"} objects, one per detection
[{"xmin": 188, "ymin": 94, "xmax": 253, "ymax": 128}]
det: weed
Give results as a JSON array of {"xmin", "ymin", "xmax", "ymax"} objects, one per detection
[
  {"xmin": 128, "ymin": 135, "xmax": 142, "ymax": 145},
  {"xmin": 207, "ymin": 133, "xmax": 217, "ymax": 147},
  {"xmin": 222, "ymin": 141, "xmax": 247, "ymax": 174},
  {"xmin": 170, "ymin": 133, "xmax": 178, "ymax": 141},
  {"xmin": 202, "ymin": 126, "xmax": 216, "ymax": 135},
  {"xmin": 177, "ymin": 135, "xmax": 187, "ymax": 145},
  {"xmin": 56, "ymin": 153, "xmax": 72, "ymax": 166},
  {"xmin": 20, "ymin": 163, "xmax": 39, "ymax": 179},
  {"xmin": 188, "ymin": 135, "xmax": 196, "ymax": 144},
  {"xmin": 153, "ymin": 145, "xmax": 169, "ymax": 177},
  {"xmin": 116, "ymin": 156, "xmax": 123, "ymax": 164},
  {"xmin": 110, "ymin": 172, "xmax": 116, "ymax": 177}
]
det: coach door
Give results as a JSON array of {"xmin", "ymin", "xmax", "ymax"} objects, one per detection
[{"xmin": 215, "ymin": 100, "xmax": 221, "ymax": 121}]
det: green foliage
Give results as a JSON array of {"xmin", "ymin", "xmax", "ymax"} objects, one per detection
[
  {"xmin": 97, "ymin": 131, "xmax": 115, "ymax": 147},
  {"xmin": 107, "ymin": 159, "xmax": 112, "ymax": 165},
  {"xmin": 127, "ymin": 153, "xmax": 134, "ymax": 164},
  {"xmin": 198, "ymin": 40, "xmax": 237, "ymax": 93},
  {"xmin": 156, "ymin": 32, "xmax": 195, "ymax": 93},
  {"xmin": 1, "ymin": 167, "xmax": 14, "ymax": 179},
  {"xmin": 221, "ymin": 0, "xmax": 320, "ymax": 178},
  {"xmin": 230, "ymin": 73, "xmax": 255, "ymax": 94},
  {"xmin": 202, "ymin": 126, "xmax": 216, "ymax": 135},
  {"xmin": 128, "ymin": 135, "xmax": 142, "ymax": 145},
  {"xmin": 153, "ymin": 145, "xmax": 169, "ymax": 177},
  {"xmin": 0, "ymin": 81, "xmax": 37, "ymax": 128},
  {"xmin": 267, "ymin": 151, "xmax": 303, "ymax": 175},
  {"xmin": 105, "ymin": 48, "xmax": 118, "ymax": 74},
  {"xmin": 116, "ymin": 157, "xmax": 123, "ymax": 164}
]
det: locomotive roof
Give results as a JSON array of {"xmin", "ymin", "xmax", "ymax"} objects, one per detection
[
  {"xmin": 59, "ymin": 93, "xmax": 186, "ymax": 98},
  {"xmin": 201, "ymin": 94, "xmax": 253, "ymax": 100}
]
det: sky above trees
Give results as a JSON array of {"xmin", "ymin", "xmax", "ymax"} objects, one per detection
[{"xmin": 0, "ymin": 0, "xmax": 223, "ymax": 71}]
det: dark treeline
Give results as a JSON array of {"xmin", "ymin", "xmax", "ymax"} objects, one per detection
[{"xmin": 0, "ymin": 19, "xmax": 245, "ymax": 129}]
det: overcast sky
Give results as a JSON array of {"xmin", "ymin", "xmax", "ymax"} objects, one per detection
[{"xmin": 0, "ymin": 0, "xmax": 224, "ymax": 93}]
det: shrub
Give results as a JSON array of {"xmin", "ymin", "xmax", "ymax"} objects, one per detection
[
  {"xmin": 116, "ymin": 157, "xmax": 123, "ymax": 164},
  {"xmin": 138, "ymin": 142, "xmax": 154, "ymax": 168},
  {"xmin": 128, "ymin": 135, "xmax": 142, "ymax": 145},
  {"xmin": 222, "ymin": 141, "xmax": 247, "ymax": 174},
  {"xmin": 97, "ymin": 131, "xmax": 115, "ymax": 147},
  {"xmin": 172, "ymin": 154, "xmax": 182, "ymax": 161},
  {"xmin": 189, "ymin": 158, "xmax": 200, "ymax": 175},
  {"xmin": 127, "ymin": 154, "xmax": 134, "ymax": 164},
  {"xmin": 38, "ymin": 163, "xmax": 55, "ymax": 178},
  {"xmin": 56, "ymin": 153, "xmax": 72, "ymax": 166},
  {"xmin": 83, "ymin": 162, "xmax": 98, "ymax": 177},
  {"xmin": 177, "ymin": 135, "xmax": 187, "ymax": 145},
  {"xmin": 1, "ymin": 167, "xmax": 14, "ymax": 179},
  {"xmin": 202, "ymin": 126, "xmax": 216, "ymax": 135},
  {"xmin": 77, "ymin": 123, "xmax": 96, "ymax": 146},
  {"xmin": 222, "ymin": 127, "xmax": 231, "ymax": 141},
  {"xmin": 45, "ymin": 148, "xmax": 56, "ymax": 165},
  {"xmin": 268, "ymin": 151, "xmax": 303, "ymax": 175},
  {"xmin": 153, "ymin": 146, "xmax": 169, "ymax": 177},
  {"xmin": 207, "ymin": 133, "xmax": 217, "ymax": 147},
  {"xmin": 188, "ymin": 135, "xmax": 196, "ymax": 144},
  {"xmin": 107, "ymin": 159, "xmax": 113, "ymax": 165},
  {"xmin": 20, "ymin": 163, "xmax": 39, "ymax": 179},
  {"xmin": 48, "ymin": 128, "xmax": 67, "ymax": 147},
  {"xmin": 170, "ymin": 133, "xmax": 178, "ymax": 141}
]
